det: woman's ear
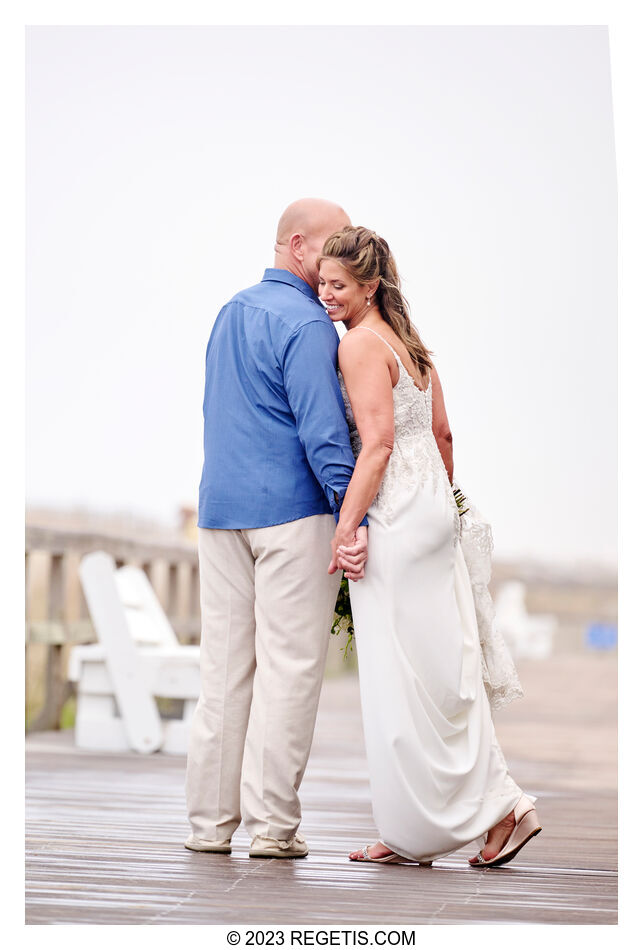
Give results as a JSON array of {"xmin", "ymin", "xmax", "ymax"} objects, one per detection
[{"xmin": 367, "ymin": 277, "xmax": 380, "ymax": 298}]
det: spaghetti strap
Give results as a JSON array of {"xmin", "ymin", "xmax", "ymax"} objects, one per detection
[{"xmin": 347, "ymin": 325, "xmax": 401, "ymax": 362}]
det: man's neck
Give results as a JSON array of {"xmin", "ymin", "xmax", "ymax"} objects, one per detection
[{"xmin": 272, "ymin": 255, "xmax": 314, "ymax": 292}]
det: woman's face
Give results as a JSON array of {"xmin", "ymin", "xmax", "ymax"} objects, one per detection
[{"xmin": 318, "ymin": 259, "xmax": 370, "ymax": 325}]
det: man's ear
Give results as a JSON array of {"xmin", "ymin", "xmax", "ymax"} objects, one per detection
[{"xmin": 290, "ymin": 233, "xmax": 304, "ymax": 262}]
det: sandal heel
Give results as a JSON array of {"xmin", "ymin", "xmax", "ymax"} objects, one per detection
[
  {"xmin": 517, "ymin": 809, "xmax": 541, "ymax": 838},
  {"xmin": 469, "ymin": 796, "xmax": 542, "ymax": 868}
]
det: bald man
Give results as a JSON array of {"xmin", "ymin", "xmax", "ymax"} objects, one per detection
[{"xmin": 185, "ymin": 199, "xmax": 368, "ymax": 859}]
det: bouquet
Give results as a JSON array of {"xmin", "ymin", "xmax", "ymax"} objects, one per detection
[
  {"xmin": 453, "ymin": 486, "xmax": 470, "ymax": 517},
  {"xmin": 331, "ymin": 574, "xmax": 355, "ymax": 659}
]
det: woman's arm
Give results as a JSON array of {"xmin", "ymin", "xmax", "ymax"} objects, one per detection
[
  {"xmin": 431, "ymin": 364, "xmax": 454, "ymax": 483},
  {"xmin": 330, "ymin": 332, "xmax": 396, "ymax": 566}
]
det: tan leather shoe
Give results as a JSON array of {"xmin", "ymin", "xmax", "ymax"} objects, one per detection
[
  {"xmin": 184, "ymin": 834, "xmax": 232, "ymax": 853},
  {"xmin": 249, "ymin": 832, "xmax": 308, "ymax": 858}
]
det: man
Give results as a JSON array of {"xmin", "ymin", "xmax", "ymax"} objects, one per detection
[{"xmin": 185, "ymin": 198, "xmax": 368, "ymax": 860}]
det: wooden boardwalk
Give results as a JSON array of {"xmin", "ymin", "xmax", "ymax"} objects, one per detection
[{"xmin": 25, "ymin": 653, "xmax": 617, "ymax": 925}]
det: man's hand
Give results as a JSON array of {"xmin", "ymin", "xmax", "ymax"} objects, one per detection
[{"xmin": 328, "ymin": 525, "xmax": 368, "ymax": 581}]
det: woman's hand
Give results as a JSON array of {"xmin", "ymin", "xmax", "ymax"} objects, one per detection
[{"xmin": 328, "ymin": 525, "xmax": 368, "ymax": 581}]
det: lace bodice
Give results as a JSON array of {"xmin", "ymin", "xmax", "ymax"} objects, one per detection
[{"xmin": 337, "ymin": 326, "xmax": 460, "ymax": 539}]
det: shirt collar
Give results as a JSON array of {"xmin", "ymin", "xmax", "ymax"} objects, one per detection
[{"xmin": 261, "ymin": 268, "xmax": 321, "ymax": 303}]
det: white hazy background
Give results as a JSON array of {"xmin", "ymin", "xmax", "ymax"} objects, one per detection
[{"xmin": 26, "ymin": 25, "xmax": 616, "ymax": 566}]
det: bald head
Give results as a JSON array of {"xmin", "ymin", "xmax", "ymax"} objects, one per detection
[
  {"xmin": 276, "ymin": 198, "xmax": 349, "ymax": 245},
  {"xmin": 274, "ymin": 197, "xmax": 351, "ymax": 292}
]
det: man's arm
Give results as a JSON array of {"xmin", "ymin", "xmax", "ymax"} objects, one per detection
[
  {"xmin": 281, "ymin": 320, "xmax": 368, "ymax": 580},
  {"xmin": 281, "ymin": 320, "xmax": 362, "ymax": 519}
]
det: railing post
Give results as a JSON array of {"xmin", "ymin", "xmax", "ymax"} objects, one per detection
[
  {"xmin": 25, "ymin": 550, "xmax": 30, "ymax": 721},
  {"xmin": 189, "ymin": 563, "xmax": 200, "ymax": 644},
  {"xmin": 29, "ymin": 554, "xmax": 73, "ymax": 732},
  {"xmin": 167, "ymin": 562, "xmax": 179, "ymax": 627},
  {"xmin": 25, "ymin": 551, "xmax": 31, "ymax": 618}
]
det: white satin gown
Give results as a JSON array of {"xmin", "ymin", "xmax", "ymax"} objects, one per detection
[{"xmin": 339, "ymin": 327, "xmax": 522, "ymax": 863}]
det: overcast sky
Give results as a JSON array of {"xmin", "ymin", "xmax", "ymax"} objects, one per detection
[{"xmin": 25, "ymin": 25, "xmax": 616, "ymax": 566}]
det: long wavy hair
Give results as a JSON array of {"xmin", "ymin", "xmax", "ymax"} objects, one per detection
[{"xmin": 319, "ymin": 226, "xmax": 433, "ymax": 377}]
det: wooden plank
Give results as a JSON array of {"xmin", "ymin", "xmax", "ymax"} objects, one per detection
[{"xmin": 25, "ymin": 654, "xmax": 617, "ymax": 925}]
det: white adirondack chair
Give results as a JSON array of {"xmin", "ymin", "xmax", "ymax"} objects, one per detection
[
  {"xmin": 494, "ymin": 580, "xmax": 557, "ymax": 660},
  {"xmin": 68, "ymin": 551, "xmax": 200, "ymax": 754}
]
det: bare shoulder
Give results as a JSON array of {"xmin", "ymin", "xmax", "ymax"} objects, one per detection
[
  {"xmin": 338, "ymin": 327, "xmax": 394, "ymax": 368},
  {"xmin": 339, "ymin": 327, "xmax": 379, "ymax": 355}
]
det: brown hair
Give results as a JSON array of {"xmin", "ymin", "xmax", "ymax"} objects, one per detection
[{"xmin": 319, "ymin": 226, "xmax": 433, "ymax": 376}]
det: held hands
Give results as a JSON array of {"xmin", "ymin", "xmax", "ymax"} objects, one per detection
[{"xmin": 328, "ymin": 525, "xmax": 368, "ymax": 581}]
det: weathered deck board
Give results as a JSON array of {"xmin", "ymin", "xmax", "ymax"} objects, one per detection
[{"xmin": 25, "ymin": 653, "xmax": 617, "ymax": 925}]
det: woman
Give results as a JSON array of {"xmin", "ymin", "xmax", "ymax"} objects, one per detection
[{"xmin": 319, "ymin": 226, "xmax": 541, "ymax": 867}]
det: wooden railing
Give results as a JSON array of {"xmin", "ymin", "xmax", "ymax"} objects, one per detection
[{"xmin": 25, "ymin": 525, "xmax": 200, "ymax": 731}]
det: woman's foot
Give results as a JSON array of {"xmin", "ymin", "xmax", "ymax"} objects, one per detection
[
  {"xmin": 469, "ymin": 795, "xmax": 542, "ymax": 867},
  {"xmin": 349, "ymin": 842, "xmax": 432, "ymax": 865},
  {"xmin": 468, "ymin": 810, "xmax": 516, "ymax": 864},
  {"xmin": 349, "ymin": 841, "xmax": 399, "ymax": 861}
]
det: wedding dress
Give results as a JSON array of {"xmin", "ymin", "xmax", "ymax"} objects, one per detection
[{"xmin": 339, "ymin": 326, "xmax": 525, "ymax": 863}]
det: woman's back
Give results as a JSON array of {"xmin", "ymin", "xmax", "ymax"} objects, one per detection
[{"xmin": 338, "ymin": 325, "xmax": 458, "ymax": 532}]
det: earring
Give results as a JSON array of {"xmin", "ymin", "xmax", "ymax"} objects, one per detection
[{"xmin": 366, "ymin": 297, "xmax": 371, "ymax": 306}]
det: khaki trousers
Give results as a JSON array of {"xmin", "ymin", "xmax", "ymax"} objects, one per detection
[{"xmin": 185, "ymin": 514, "xmax": 341, "ymax": 842}]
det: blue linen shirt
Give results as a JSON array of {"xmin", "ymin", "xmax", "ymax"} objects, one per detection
[{"xmin": 198, "ymin": 268, "xmax": 360, "ymax": 529}]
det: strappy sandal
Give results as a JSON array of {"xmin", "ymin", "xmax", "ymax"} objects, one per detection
[
  {"xmin": 349, "ymin": 844, "xmax": 432, "ymax": 866},
  {"xmin": 469, "ymin": 795, "xmax": 542, "ymax": 868}
]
